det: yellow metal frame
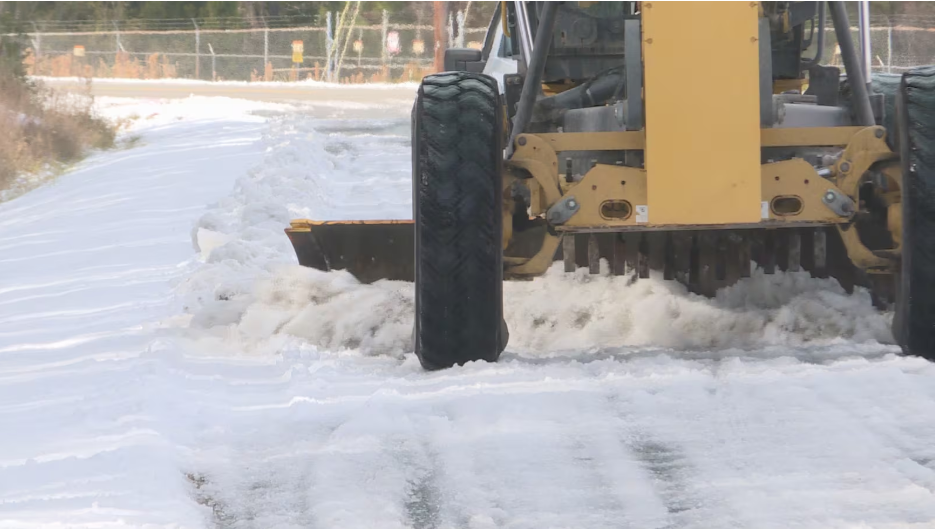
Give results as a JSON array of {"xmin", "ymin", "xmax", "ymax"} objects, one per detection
[
  {"xmin": 530, "ymin": 127, "xmax": 865, "ymax": 153},
  {"xmin": 504, "ymin": 124, "xmax": 902, "ymax": 276},
  {"xmin": 509, "ymin": 126, "xmax": 885, "ymax": 229}
]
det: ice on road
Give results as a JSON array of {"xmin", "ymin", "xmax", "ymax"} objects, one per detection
[{"xmin": 1, "ymin": 86, "xmax": 935, "ymax": 528}]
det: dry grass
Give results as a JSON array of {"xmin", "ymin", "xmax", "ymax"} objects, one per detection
[
  {"xmin": 0, "ymin": 75, "xmax": 116, "ymax": 195},
  {"xmin": 24, "ymin": 48, "xmax": 178, "ymax": 80}
]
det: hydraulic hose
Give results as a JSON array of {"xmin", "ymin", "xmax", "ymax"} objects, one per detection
[{"xmin": 829, "ymin": 1, "xmax": 875, "ymax": 126}]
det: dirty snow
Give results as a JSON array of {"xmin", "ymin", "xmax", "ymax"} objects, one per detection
[{"xmin": 1, "ymin": 88, "xmax": 935, "ymax": 528}]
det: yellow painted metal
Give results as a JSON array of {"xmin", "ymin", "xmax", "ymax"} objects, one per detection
[
  {"xmin": 829, "ymin": 126, "xmax": 900, "ymax": 269},
  {"xmin": 530, "ymin": 132, "xmax": 645, "ymax": 151},
  {"xmin": 501, "ymin": 172, "xmax": 516, "ymax": 251},
  {"xmin": 287, "ymin": 218, "xmax": 412, "ymax": 232},
  {"xmin": 526, "ymin": 127, "xmax": 862, "ymax": 154},
  {"xmin": 760, "ymin": 158, "xmax": 848, "ymax": 223},
  {"xmin": 550, "ymin": 160, "xmax": 850, "ymax": 230},
  {"xmin": 506, "ymin": 135, "xmax": 563, "ymax": 215},
  {"xmin": 541, "ymin": 83, "xmax": 578, "ymax": 96},
  {"xmin": 834, "ymin": 126, "xmax": 898, "ymax": 199},
  {"xmin": 761, "ymin": 126, "xmax": 863, "ymax": 147},
  {"xmin": 504, "ymin": 232, "xmax": 562, "ymax": 277},
  {"xmin": 500, "ymin": 2, "xmax": 511, "ymax": 38},
  {"xmin": 838, "ymin": 225, "xmax": 892, "ymax": 271},
  {"xmin": 889, "ymin": 202, "xmax": 903, "ymax": 248},
  {"xmin": 560, "ymin": 165, "xmax": 648, "ymax": 228},
  {"xmin": 773, "ymin": 78, "xmax": 807, "ymax": 94},
  {"xmin": 642, "ymin": 1, "xmax": 761, "ymax": 225}
]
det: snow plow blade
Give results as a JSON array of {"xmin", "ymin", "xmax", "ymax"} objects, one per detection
[{"xmin": 285, "ymin": 219, "xmax": 414, "ymax": 283}]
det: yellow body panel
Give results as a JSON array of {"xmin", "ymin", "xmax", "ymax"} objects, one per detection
[{"xmin": 642, "ymin": 2, "xmax": 762, "ymax": 225}]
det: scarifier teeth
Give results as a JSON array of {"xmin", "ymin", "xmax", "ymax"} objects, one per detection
[
  {"xmin": 588, "ymin": 234, "xmax": 600, "ymax": 275},
  {"xmin": 638, "ymin": 234, "xmax": 650, "ymax": 279},
  {"xmin": 613, "ymin": 234, "xmax": 626, "ymax": 276},
  {"xmin": 566, "ymin": 228, "xmax": 834, "ymax": 296},
  {"xmin": 563, "ymin": 235, "xmax": 576, "ymax": 273}
]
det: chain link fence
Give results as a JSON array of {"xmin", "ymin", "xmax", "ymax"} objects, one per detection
[
  {"xmin": 20, "ymin": 7, "xmax": 494, "ymax": 83},
  {"xmin": 15, "ymin": 11, "xmax": 935, "ymax": 83}
]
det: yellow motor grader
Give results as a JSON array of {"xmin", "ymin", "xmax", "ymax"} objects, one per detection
[{"xmin": 286, "ymin": 1, "xmax": 935, "ymax": 370}]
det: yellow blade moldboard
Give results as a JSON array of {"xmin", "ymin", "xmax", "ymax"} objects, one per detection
[{"xmin": 285, "ymin": 219, "xmax": 414, "ymax": 283}]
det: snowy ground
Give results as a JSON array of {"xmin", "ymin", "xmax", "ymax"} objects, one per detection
[{"xmin": 2, "ymin": 86, "xmax": 935, "ymax": 528}]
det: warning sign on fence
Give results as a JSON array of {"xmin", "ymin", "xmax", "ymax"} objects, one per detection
[
  {"xmin": 412, "ymin": 39, "xmax": 425, "ymax": 55},
  {"xmin": 386, "ymin": 31, "xmax": 400, "ymax": 55},
  {"xmin": 73, "ymin": 45, "xmax": 85, "ymax": 57},
  {"xmin": 292, "ymin": 40, "xmax": 303, "ymax": 63}
]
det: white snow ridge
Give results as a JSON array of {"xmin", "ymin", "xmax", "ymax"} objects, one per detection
[{"xmin": 1, "ymin": 90, "xmax": 934, "ymax": 528}]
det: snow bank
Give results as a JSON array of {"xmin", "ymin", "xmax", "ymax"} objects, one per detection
[
  {"xmin": 183, "ymin": 260, "xmax": 891, "ymax": 358},
  {"xmin": 35, "ymin": 76, "xmax": 421, "ymax": 91},
  {"xmin": 171, "ymin": 102, "xmax": 412, "ymax": 353},
  {"xmin": 175, "ymin": 104, "xmax": 893, "ymax": 360},
  {"xmin": 93, "ymin": 95, "xmax": 293, "ymax": 131}
]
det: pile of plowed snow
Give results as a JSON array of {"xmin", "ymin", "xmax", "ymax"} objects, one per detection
[{"xmin": 175, "ymin": 109, "xmax": 893, "ymax": 358}]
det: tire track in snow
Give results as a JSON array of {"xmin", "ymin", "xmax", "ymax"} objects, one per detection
[
  {"xmin": 191, "ymin": 451, "xmax": 319, "ymax": 528},
  {"xmin": 399, "ymin": 442, "xmax": 443, "ymax": 529},
  {"xmin": 802, "ymin": 357, "xmax": 935, "ymax": 502},
  {"xmin": 627, "ymin": 438, "xmax": 703, "ymax": 527},
  {"xmin": 607, "ymin": 391, "xmax": 740, "ymax": 529},
  {"xmin": 632, "ymin": 355, "xmax": 935, "ymax": 527},
  {"xmin": 303, "ymin": 408, "xmax": 443, "ymax": 528},
  {"xmin": 197, "ymin": 405, "xmax": 443, "ymax": 528},
  {"xmin": 427, "ymin": 383, "xmax": 671, "ymax": 528}
]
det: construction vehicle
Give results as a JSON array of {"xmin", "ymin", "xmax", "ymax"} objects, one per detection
[{"xmin": 286, "ymin": 1, "xmax": 935, "ymax": 370}]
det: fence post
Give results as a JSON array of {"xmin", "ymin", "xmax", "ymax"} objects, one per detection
[
  {"xmin": 31, "ymin": 23, "xmax": 41, "ymax": 76},
  {"xmin": 456, "ymin": 10, "xmax": 465, "ymax": 48},
  {"xmin": 326, "ymin": 11, "xmax": 334, "ymax": 82},
  {"xmin": 433, "ymin": 1, "xmax": 448, "ymax": 73},
  {"xmin": 264, "ymin": 26, "xmax": 269, "ymax": 75},
  {"xmin": 887, "ymin": 25, "xmax": 893, "ymax": 73},
  {"xmin": 448, "ymin": 12, "xmax": 455, "ymax": 50},
  {"xmin": 192, "ymin": 18, "xmax": 200, "ymax": 80},
  {"xmin": 113, "ymin": 20, "xmax": 121, "ymax": 55},
  {"xmin": 208, "ymin": 43, "xmax": 216, "ymax": 81},
  {"xmin": 381, "ymin": 9, "xmax": 388, "ymax": 69}
]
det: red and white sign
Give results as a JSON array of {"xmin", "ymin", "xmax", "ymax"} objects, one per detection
[{"xmin": 386, "ymin": 31, "xmax": 400, "ymax": 55}]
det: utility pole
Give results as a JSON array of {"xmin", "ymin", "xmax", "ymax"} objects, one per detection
[{"xmin": 433, "ymin": 1, "xmax": 448, "ymax": 73}]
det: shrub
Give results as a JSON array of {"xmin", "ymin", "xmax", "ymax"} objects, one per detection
[{"xmin": 0, "ymin": 18, "xmax": 116, "ymax": 196}]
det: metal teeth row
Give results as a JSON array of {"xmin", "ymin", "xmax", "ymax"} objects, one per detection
[{"xmin": 560, "ymin": 228, "xmax": 829, "ymax": 297}]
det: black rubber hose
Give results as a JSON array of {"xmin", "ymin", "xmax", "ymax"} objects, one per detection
[
  {"xmin": 529, "ymin": 68, "xmax": 626, "ymax": 125},
  {"xmin": 549, "ymin": 69, "xmax": 625, "ymax": 109},
  {"xmin": 508, "ymin": 1, "xmax": 559, "ymax": 153},
  {"xmin": 829, "ymin": 1, "xmax": 875, "ymax": 126}
]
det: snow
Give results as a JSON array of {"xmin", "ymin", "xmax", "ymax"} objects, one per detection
[
  {"xmin": 2, "ymin": 89, "xmax": 935, "ymax": 528},
  {"xmin": 34, "ymin": 76, "xmax": 422, "ymax": 91}
]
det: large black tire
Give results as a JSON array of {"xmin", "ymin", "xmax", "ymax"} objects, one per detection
[
  {"xmin": 894, "ymin": 66, "xmax": 935, "ymax": 360},
  {"xmin": 412, "ymin": 72, "xmax": 506, "ymax": 370}
]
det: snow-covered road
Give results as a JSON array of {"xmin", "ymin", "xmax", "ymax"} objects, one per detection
[{"xmin": 2, "ymin": 88, "xmax": 935, "ymax": 528}]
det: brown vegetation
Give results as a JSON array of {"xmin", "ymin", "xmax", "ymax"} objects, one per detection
[
  {"xmin": 24, "ymin": 49, "xmax": 178, "ymax": 80},
  {"xmin": 0, "ymin": 75, "xmax": 116, "ymax": 194}
]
